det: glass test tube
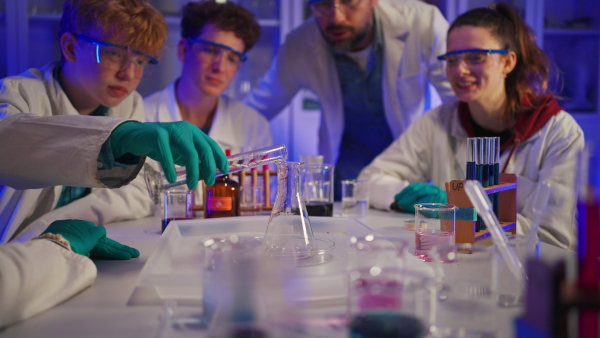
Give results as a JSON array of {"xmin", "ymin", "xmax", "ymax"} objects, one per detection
[
  {"xmin": 466, "ymin": 138, "xmax": 477, "ymax": 180},
  {"xmin": 492, "ymin": 137, "xmax": 500, "ymax": 216},
  {"xmin": 144, "ymin": 144, "xmax": 288, "ymax": 204},
  {"xmin": 482, "ymin": 138, "xmax": 490, "ymax": 188},
  {"xmin": 475, "ymin": 138, "xmax": 485, "ymax": 232}
]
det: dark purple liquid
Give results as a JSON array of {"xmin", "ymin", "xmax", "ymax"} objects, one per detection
[
  {"xmin": 305, "ymin": 201, "xmax": 333, "ymax": 217},
  {"xmin": 162, "ymin": 217, "xmax": 191, "ymax": 233},
  {"xmin": 349, "ymin": 311, "xmax": 425, "ymax": 338}
]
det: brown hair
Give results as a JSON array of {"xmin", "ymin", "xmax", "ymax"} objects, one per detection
[
  {"xmin": 58, "ymin": 0, "xmax": 167, "ymax": 58},
  {"xmin": 180, "ymin": 0, "xmax": 261, "ymax": 52},
  {"xmin": 449, "ymin": 4, "xmax": 553, "ymax": 122}
]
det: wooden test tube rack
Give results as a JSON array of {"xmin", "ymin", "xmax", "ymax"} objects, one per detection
[
  {"xmin": 445, "ymin": 173, "xmax": 518, "ymax": 244},
  {"xmin": 192, "ymin": 170, "xmax": 278, "ymax": 212}
]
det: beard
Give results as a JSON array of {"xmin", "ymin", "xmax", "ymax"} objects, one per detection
[{"xmin": 323, "ymin": 22, "xmax": 372, "ymax": 53}]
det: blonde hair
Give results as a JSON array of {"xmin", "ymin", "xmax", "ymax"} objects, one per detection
[{"xmin": 58, "ymin": 0, "xmax": 167, "ymax": 58}]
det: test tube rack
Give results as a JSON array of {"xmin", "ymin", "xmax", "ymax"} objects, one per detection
[
  {"xmin": 445, "ymin": 173, "xmax": 517, "ymax": 244},
  {"xmin": 192, "ymin": 170, "xmax": 278, "ymax": 212}
]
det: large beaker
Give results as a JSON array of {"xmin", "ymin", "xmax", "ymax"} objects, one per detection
[{"xmin": 263, "ymin": 161, "xmax": 316, "ymax": 260}]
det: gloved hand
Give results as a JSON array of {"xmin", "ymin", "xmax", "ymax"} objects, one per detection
[
  {"xmin": 109, "ymin": 121, "xmax": 229, "ymax": 188},
  {"xmin": 393, "ymin": 182, "xmax": 448, "ymax": 214},
  {"xmin": 41, "ymin": 220, "xmax": 139, "ymax": 260}
]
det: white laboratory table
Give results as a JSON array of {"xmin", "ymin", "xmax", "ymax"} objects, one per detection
[{"xmin": 0, "ymin": 207, "xmax": 575, "ymax": 338}]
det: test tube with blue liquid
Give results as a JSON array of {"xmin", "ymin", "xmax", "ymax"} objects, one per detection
[
  {"xmin": 492, "ymin": 137, "xmax": 500, "ymax": 217},
  {"xmin": 475, "ymin": 138, "xmax": 486, "ymax": 231},
  {"xmin": 466, "ymin": 138, "xmax": 477, "ymax": 180}
]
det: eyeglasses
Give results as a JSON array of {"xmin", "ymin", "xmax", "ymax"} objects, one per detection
[
  {"xmin": 186, "ymin": 38, "xmax": 247, "ymax": 70},
  {"xmin": 75, "ymin": 35, "xmax": 158, "ymax": 77},
  {"xmin": 309, "ymin": 0, "xmax": 365, "ymax": 17},
  {"xmin": 437, "ymin": 48, "xmax": 508, "ymax": 68}
]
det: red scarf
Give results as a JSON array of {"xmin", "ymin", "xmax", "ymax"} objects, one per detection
[{"xmin": 458, "ymin": 95, "xmax": 563, "ymax": 172}]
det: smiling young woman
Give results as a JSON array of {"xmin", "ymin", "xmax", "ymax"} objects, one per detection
[{"xmin": 358, "ymin": 3, "xmax": 584, "ymax": 250}]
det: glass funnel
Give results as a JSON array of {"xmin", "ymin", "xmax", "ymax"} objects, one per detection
[
  {"xmin": 263, "ymin": 161, "xmax": 316, "ymax": 260},
  {"xmin": 144, "ymin": 144, "xmax": 287, "ymax": 204}
]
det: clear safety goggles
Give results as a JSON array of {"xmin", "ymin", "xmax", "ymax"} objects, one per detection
[
  {"xmin": 186, "ymin": 38, "xmax": 247, "ymax": 70},
  {"xmin": 308, "ymin": 0, "xmax": 365, "ymax": 17},
  {"xmin": 437, "ymin": 48, "xmax": 508, "ymax": 69},
  {"xmin": 76, "ymin": 34, "xmax": 158, "ymax": 78}
]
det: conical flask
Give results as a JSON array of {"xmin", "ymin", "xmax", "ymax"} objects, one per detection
[{"xmin": 263, "ymin": 161, "xmax": 316, "ymax": 260}]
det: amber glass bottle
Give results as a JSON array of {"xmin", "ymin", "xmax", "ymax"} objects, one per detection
[{"xmin": 203, "ymin": 150, "xmax": 240, "ymax": 218}]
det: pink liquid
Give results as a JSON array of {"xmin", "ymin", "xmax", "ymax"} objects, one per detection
[
  {"xmin": 351, "ymin": 278, "xmax": 402, "ymax": 311},
  {"xmin": 415, "ymin": 230, "xmax": 454, "ymax": 262}
]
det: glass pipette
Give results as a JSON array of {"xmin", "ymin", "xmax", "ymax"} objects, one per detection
[{"xmin": 464, "ymin": 180, "xmax": 526, "ymax": 285}]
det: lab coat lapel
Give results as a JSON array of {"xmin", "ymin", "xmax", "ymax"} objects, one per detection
[
  {"xmin": 42, "ymin": 63, "xmax": 79, "ymax": 117},
  {"xmin": 379, "ymin": 2, "xmax": 409, "ymax": 137},
  {"xmin": 305, "ymin": 21, "xmax": 344, "ymax": 164}
]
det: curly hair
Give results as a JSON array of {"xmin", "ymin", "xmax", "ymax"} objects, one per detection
[
  {"xmin": 58, "ymin": 0, "xmax": 167, "ymax": 58},
  {"xmin": 180, "ymin": 0, "xmax": 261, "ymax": 52},
  {"xmin": 449, "ymin": 4, "xmax": 553, "ymax": 121}
]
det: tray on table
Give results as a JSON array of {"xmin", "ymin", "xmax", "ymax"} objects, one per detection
[{"xmin": 128, "ymin": 216, "xmax": 431, "ymax": 308}]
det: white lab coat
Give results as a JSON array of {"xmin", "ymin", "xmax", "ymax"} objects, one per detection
[
  {"xmin": 0, "ymin": 240, "xmax": 96, "ymax": 328},
  {"xmin": 144, "ymin": 81, "xmax": 273, "ymax": 153},
  {"xmin": 0, "ymin": 62, "xmax": 154, "ymax": 243},
  {"xmin": 244, "ymin": 0, "xmax": 454, "ymax": 164},
  {"xmin": 0, "ymin": 112, "xmax": 144, "ymax": 328},
  {"xmin": 358, "ymin": 101, "xmax": 584, "ymax": 250}
]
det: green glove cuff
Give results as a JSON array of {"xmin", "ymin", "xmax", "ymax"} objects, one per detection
[
  {"xmin": 41, "ymin": 220, "xmax": 106, "ymax": 256},
  {"xmin": 393, "ymin": 183, "xmax": 448, "ymax": 214}
]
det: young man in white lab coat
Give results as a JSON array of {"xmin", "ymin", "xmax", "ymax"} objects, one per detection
[
  {"xmin": 144, "ymin": 1, "xmax": 272, "ymax": 154},
  {"xmin": 0, "ymin": 0, "xmax": 167, "ymax": 242},
  {"xmin": 244, "ymin": 0, "xmax": 455, "ymax": 199}
]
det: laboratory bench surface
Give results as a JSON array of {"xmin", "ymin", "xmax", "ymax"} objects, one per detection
[{"xmin": 0, "ymin": 206, "xmax": 575, "ymax": 338}]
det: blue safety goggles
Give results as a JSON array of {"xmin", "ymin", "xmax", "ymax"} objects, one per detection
[
  {"xmin": 186, "ymin": 38, "xmax": 248, "ymax": 62},
  {"xmin": 437, "ymin": 48, "xmax": 508, "ymax": 61}
]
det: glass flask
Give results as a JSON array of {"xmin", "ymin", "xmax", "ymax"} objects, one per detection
[
  {"xmin": 263, "ymin": 161, "xmax": 316, "ymax": 260},
  {"xmin": 144, "ymin": 144, "xmax": 287, "ymax": 204}
]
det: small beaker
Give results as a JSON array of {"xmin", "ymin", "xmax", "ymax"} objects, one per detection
[
  {"xmin": 161, "ymin": 188, "xmax": 194, "ymax": 233},
  {"xmin": 346, "ymin": 235, "xmax": 431, "ymax": 337},
  {"xmin": 263, "ymin": 161, "xmax": 316, "ymax": 260},
  {"xmin": 430, "ymin": 244, "xmax": 497, "ymax": 336},
  {"xmin": 240, "ymin": 185, "xmax": 264, "ymax": 216},
  {"xmin": 494, "ymin": 234, "xmax": 540, "ymax": 307},
  {"xmin": 341, "ymin": 179, "xmax": 370, "ymax": 218},
  {"xmin": 414, "ymin": 203, "xmax": 457, "ymax": 261},
  {"xmin": 301, "ymin": 164, "xmax": 335, "ymax": 217}
]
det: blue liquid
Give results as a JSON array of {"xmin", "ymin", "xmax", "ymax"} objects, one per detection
[
  {"xmin": 466, "ymin": 162, "xmax": 476, "ymax": 180},
  {"xmin": 349, "ymin": 311, "xmax": 425, "ymax": 338}
]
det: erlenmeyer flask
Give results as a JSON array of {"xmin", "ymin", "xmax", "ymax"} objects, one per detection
[{"xmin": 263, "ymin": 161, "xmax": 316, "ymax": 260}]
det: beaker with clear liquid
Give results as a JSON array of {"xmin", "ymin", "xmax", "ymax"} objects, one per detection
[{"xmin": 144, "ymin": 144, "xmax": 288, "ymax": 204}]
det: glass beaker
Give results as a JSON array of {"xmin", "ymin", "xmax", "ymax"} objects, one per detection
[
  {"xmin": 414, "ymin": 203, "xmax": 457, "ymax": 262},
  {"xmin": 144, "ymin": 144, "xmax": 288, "ymax": 204},
  {"xmin": 263, "ymin": 161, "xmax": 316, "ymax": 260},
  {"xmin": 301, "ymin": 164, "xmax": 335, "ymax": 217}
]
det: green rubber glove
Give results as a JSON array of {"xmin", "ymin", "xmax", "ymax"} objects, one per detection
[
  {"xmin": 41, "ymin": 220, "xmax": 139, "ymax": 260},
  {"xmin": 109, "ymin": 121, "xmax": 229, "ymax": 188},
  {"xmin": 393, "ymin": 182, "xmax": 448, "ymax": 214}
]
